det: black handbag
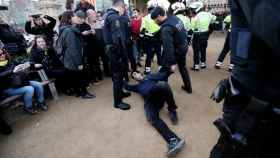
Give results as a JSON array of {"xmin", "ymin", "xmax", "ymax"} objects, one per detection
[{"xmin": 10, "ymin": 72, "xmax": 29, "ymax": 88}]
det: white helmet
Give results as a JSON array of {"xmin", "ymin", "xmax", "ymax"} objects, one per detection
[
  {"xmin": 171, "ymin": 2, "xmax": 186, "ymax": 14},
  {"xmin": 189, "ymin": 1, "xmax": 204, "ymax": 13},
  {"xmin": 147, "ymin": 0, "xmax": 170, "ymax": 11}
]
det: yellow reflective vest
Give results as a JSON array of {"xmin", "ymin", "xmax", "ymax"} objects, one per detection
[
  {"xmin": 191, "ymin": 11, "xmax": 217, "ymax": 32},
  {"xmin": 140, "ymin": 14, "xmax": 160, "ymax": 37}
]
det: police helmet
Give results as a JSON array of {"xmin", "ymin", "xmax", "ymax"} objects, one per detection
[
  {"xmin": 189, "ymin": 1, "xmax": 204, "ymax": 13},
  {"xmin": 147, "ymin": 0, "xmax": 170, "ymax": 12},
  {"xmin": 171, "ymin": 2, "xmax": 186, "ymax": 15}
]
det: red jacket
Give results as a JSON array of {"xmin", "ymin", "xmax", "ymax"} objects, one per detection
[{"xmin": 131, "ymin": 17, "xmax": 142, "ymax": 40}]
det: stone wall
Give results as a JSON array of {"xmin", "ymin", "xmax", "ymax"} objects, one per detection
[{"xmin": 0, "ymin": 0, "xmax": 66, "ymax": 25}]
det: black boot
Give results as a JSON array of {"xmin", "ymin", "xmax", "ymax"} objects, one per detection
[{"xmin": 114, "ymin": 102, "xmax": 131, "ymax": 110}]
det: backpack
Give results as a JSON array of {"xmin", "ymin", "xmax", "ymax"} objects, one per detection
[{"xmin": 54, "ymin": 29, "xmax": 66, "ymax": 62}]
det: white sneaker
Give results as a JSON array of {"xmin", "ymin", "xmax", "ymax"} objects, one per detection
[
  {"xmin": 215, "ymin": 61, "xmax": 223, "ymax": 69},
  {"xmin": 192, "ymin": 65, "xmax": 200, "ymax": 71},
  {"xmin": 228, "ymin": 64, "xmax": 234, "ymax": 71},
  {"xmin": 201, "ymin": 63, "xmax": 207, "ymax": 69}
]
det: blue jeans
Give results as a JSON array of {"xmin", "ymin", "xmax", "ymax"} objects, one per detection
[{"xmin": 4, "ymin": 81, "xmax": 44, "ymax": 108}]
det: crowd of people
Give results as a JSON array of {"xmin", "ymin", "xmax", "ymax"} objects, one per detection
[
  {"xmin": 0, "ymin": 0, "xmax": 229, "ymax": 156},
  {"xmin": 3, "ymin": 0, "xmax": 278, "ymax": 158}
]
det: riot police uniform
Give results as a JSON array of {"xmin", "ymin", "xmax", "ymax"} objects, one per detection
[
  {"xmin": 155, "ymin": 14, "xmax": 193, "ymax": 93},
  {"xmin": 103, "ymin": 8, "xmax": 131, "ymax": 110},
  {"xmin": 210, "ymin": 0, "xmax": 280, "ymax": 157}
]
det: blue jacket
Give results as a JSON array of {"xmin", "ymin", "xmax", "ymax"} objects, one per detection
[{"xmin": 124, "ymin": 72, "xmax": 169, "ymax": 98}]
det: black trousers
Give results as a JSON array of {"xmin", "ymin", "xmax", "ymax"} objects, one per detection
[
  {"xmin": 144, "ymin": 82, "xmax": 178, "ymax": 143},
  {"xmin": 110, "ymin": 51, "xmax": 128, "ymax": 105},
  {"xmin": 65, "ymin": 69, "xmax": 88, "ymax": 95},
  {"xmin": 192, "ymin": 32, "xmax": 209, "ymax": 65},
  {"xmin": 96, "ymin": 29, "xmax": 111, "ymax": 76},
  {"xmin": 176, "ymin": 53, "xmax": 192, "ymax": 88},
  {"xmin": 217, "ymin": 32, "xmax": 231, "ymax": 63},
  {"xmin": 144, "ymin": 37, "xmax": 162, "ymax": 68}
]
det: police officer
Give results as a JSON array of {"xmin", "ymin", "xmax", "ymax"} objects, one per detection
[
  {"xmin": 210, "ymin": 0, "xmax": 280, "ymax": 157},
  {"xmin": 140, "ymin": 1, "xmax": 162, "ymax": 74},
  {"xmin": 190, "ymin": 1, "xmax": 216, "ymax": 71},
  {"xmin": 151, "ymin": 6, "xmax": 193, "ymax": 94},
  {"xmin": 171, "ymin": 2, "xmax": 191, "ymax": 32},
  {"xmin": 103, "ymin": 0, "xmax": 131, "ymax": 110},
  {"xmin": 215, "ymin": 14, "xmax": 233, "ymax": 71}
]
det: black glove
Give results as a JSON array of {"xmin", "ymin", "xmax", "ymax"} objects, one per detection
[{"xmin": 210, "ymin": 79, "xmax": 229, "ymax": 103}]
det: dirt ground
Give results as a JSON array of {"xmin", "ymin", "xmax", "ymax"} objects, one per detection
[{"xmin": 0, "ymin": 33, "xmax": 231, "ymax": 158}]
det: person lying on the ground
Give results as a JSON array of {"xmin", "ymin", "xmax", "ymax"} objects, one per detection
[
  {"xmin": 124, "ymin": 70, "xmax": 185, "ymax": 158},
  {"xmin": 0, "ymin": 48, "xmax": 47, "ymax": 115}
]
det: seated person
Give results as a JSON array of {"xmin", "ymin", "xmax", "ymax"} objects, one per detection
[
  {"xmin": 25, "ymin": 14, "xmax": 56, "ymax": 45},
  {"xmin": 0, "ymin": 48, "xmax": 47, "ymax": 114},
  {"xmin": 124, "ymin": 70, "xmax": 185, "ymax": 158},
  {"xmin": 30, "ymin": 36, "xmax": 64, "ymax": 76}
]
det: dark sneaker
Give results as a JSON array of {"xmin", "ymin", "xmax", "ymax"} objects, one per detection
[
  {"xmin": 81, "ymin": 92, "xmax": 96, "ymax": 99},
  {"xmin": 38, "ymin": 102, "xmax": 48, "ymax": 111},
  {"xmin": 167, "ymin": 138, "xmax": 186, "ymax": 158},
  {"xmin": 114, "ymin": 102, "xmax": 131, "ymax": 110},
  {"xmin": 169, "ymin": 111, "xmax": 178, "ymax": 125},
  {"xmin": 121, "ymin": 92, "xmax": 131, "ymax": 99},
  {"xmin": 23, "ymin": 107, "xmax": 38, "ymax": 115},
  {"xmin": 181, "ymin": 85, "xmax": 192, "ymax": 94}
]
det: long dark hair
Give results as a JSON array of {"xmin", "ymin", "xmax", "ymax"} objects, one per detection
[
  {"xmin": 59, "ymin": 11, "xmax": 74, "ymax": 27},
  {"xmin": 32, "ymin": 35, "xmax": 48, "ymax": 50}
]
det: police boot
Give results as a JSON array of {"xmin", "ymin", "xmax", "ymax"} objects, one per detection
[
  {"xmin": 167, "ymin": 137, "xmax": 186, "ymax": 158},
  {"xmin": 114, "ymin": 102, "xmax": 131, "ymax": 110}
]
